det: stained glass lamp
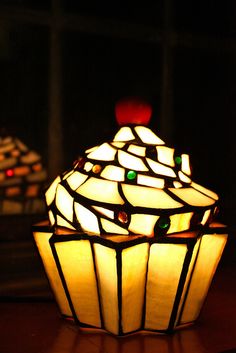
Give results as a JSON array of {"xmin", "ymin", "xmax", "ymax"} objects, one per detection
[
  {"xmin": 33, "ymin": 98, "xmax": 228, "ymax": 336},
  {"xmin": 0, "ymin": 133, "xmax": 47, "ymax": 214}
]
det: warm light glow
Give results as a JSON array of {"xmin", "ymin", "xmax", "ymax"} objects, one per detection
[
  {"xmin": 118, "ymin": 150, "xmax": 148, "ymax": 171},
  {"xmin": 87, "ymin": 143, "xmax": 117, "ymax": 161},
  {"xmin": 100, "ymin": 165, "xmax": 125, "ymax": 181},
  {"xmin": 169, "ymin": 187, "xmax": 216, "ymax": 206},
  {"xmin": 157, "ymin": 146, "xmax": 175, "ymax": 167},
  {"xmin": 167, "ymin": 212, "xmax": 193, "ymax": 234},
  {"xmin": 113, "ymin": 127, "xmax": 135, "ymax": 142},
  {"xmin": 147, "ymin": 158, "xmax": 176, "ymax": 177},
  {"xmin": 191, "ymin": 181, "xmax": 219, "ymax": 200},
  {"xmin": 127, "ymin": 144, "xmax": 146, "ymax": 156},
  {"xmin": 55, "ymin": 185, "xmax": 74, "ymax": 222},
  {"xmin": 135, "ymin": 126, "xmax": 165, "ymax": 145},
  {"xmin": 57, "ymin": 215, "xmax": 76, "ymax": 230},
  {"xmin": 181, "ymin": 154, "xmax": 191, "ymax": 175},
  {"xmin": 178, "ymin": 171, "xmax": 191, "ymax": 183},
  {"xmin": 101, "ymin": 218, "xmax": 129, "ymax": 234},
  {"xmin": 66, "ymin": 171, "xmax": 88, "ymax": 191},
  {"xmin": 45, "ymin": 176, "xmax": 61, "ymax": 205},
  {"xmin": 74, "ymin": 203, "xmax": 100, "ymax": 234},
  {"xmin": 129, "ymin": 214, "xmax": 159, "ymax": 235},
  {"xmin": 137, "ymin": 174, "xmax": 165, "ymax": 188},
  {"xmin": 92, "ymin": 206, "xmax": 114, "ymax": 219}
]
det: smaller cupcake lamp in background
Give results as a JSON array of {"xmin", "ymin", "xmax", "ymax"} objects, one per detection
[
  {"xmin": 0, "ymin": 130, "xmax": 47, "ymax": 215},
  {"xmin": 33, "ymin": 97, "xmax": 228, "ymax": 336}
]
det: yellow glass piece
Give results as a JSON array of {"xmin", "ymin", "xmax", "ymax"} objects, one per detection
[
  {"xmin": 45, "ymin": 176, "xmax": 61, "ymax": 206},
  {"xmin": 84, "ymin": 162, "xmax": 93, "ymax": 172},
  {"xmin": 87, "ymin": 143, "xmax": 117, "ymax": 161},
  {"xmin": 74, "ymin": 203, "xmax": 100, "ymax": 234},
  {"xmin": 122, "ymin": 243, "xmax": 149, "ymax": 333},
  {"xmin": 169, "ymin": 187, "xmax": 216, "ymax": 207},
  {"xmin": 145, "ymin": 243, "xmax": 187, "ymax": 330},
  {"xmin": 173, "ymin": 181, "xmax": 182, "ymax": 188},
  {"xmin": 135, "ymin": 126, "xmax": 165, "ymax": 145},
  {"xmin": 56, "ymin": 215, "xmax": 76, "ymax": 230},
  {"xmin": 62, "ymin": 170, "xmax": 73, "ymax": 180},
  {"xmin": 122, "ymin": 184, "xmax": 183, "ymax": 209},
  {"xmin": 11, "ymin": 149, "xmax": 20, "ymax": 157},
  {"xmin": 201, "ymin": 209, "xmax": 211, "ymax": 225},
  {"xmin": 167, "ymin": 212, "xmax": 193, "ymax": 234},
  {"xmin": 180, "ymin": 233, "xmax": 228, "ymax": 324},
  {"xmin": 21, "ymin": 151, "xmax": 40, "ymax": 164},
  {"xmin": 94, "ymin": 244, "xmax": 118, "ymax": 335},
  {"xmin": 77, "ymin": 177, "xmax": 124, "ymax": 205},
  {"xmin": 33, "ymin": 231, "xmax": 72, "ymax": 316},
  {"xmin": 100, "ymin": 165, "xmax": 125, "ymax": 181},
  {"xmin": 181, "ymin": 154, "xmax": 191, "ymax": 175},
  {"xmin": 32, "ymin": 163, "xmax": 43, "ymax": 172},
  {"xmin": 66, "ymin": 171, "xmax": 88, "ymax": 191},
  {"xmin": 113, "ymin": 127, "xmax": 135, "ymax": 142},
  {"xmin": 92, "ymin": 206, "xmax": 114, "ymax": 219},
  {"xmin": 118, "ymin": 150, "xmax": 148, "ymax": 171},
  {"xmin": 157, "ymin": 146, "xmax": 175, "ymax": 167},
  {"xmin": 85, "ymin": 145, "xmax": 98, "ymax": 153},
  {"xmin": 178, "ymin": 171, "xmax": 191, "ymax": 183},
  {"xmin": 111, "ymin": 142, "xmax": 125, "ymax": 148},
  {"xmin": 127, "ymin": 144, "xmax": 146, "ymax": 156},
  {"xmin": 191, "ymin": 181, "xmax": 219, "ymax": 200},
  {"xmin": 0, "ymin": 142, "xmax": 14, "ymax": 154},
  {"xmin": 48, "ymin": 210, "xmax": 55, "ymax": 225},
  {"xmin": 137, "ymin": 174, "xmax": 165, "ymax": 188},
  {"xmin": 55, "ymin": 185, "xmax": 74, "ymax": 222},
  {"xmin": 129, "ymin": 214, "xmax": 159, "ymax": 236},
  {"xmin": 147, "ymin": 158, "xmax": 176, "ymax": 178},
  {"xmin": 55, "ymin": 240, "xmax": 101, "ymax": 327},
  {"xmin": 101, "ymin": 218, "xmax": 129, "ymax": 235}
]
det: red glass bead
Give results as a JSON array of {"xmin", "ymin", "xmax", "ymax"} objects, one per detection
[
  {"xmin": 6, "ymin": 169, "xmax": 14, "ymax": 177},
  {"xmin": 118, "ymin": 211, "xmax": 128, "ymax": 224}
]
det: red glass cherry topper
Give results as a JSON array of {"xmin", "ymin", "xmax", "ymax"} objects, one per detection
[{"xmin": 115, "ymin": 97, "xmax": 152, "ymax": 126}]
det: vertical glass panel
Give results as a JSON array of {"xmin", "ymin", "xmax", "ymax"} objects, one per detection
[
  {"xmin": 145, "ymin": 243, "xmax": 187, "ymax": 330},
  {"xmin": 66, "ymin": 171, "xmax": 88, "ymax": 191},
  {"xmin": 122, "ymin": 243, "xmax": 149, "ymax": 333},
  {"xmin": 118, "ymin": 150, "xmax": 148, "ymax": 171},
  {"xmin": 48, "ymin": 210, "xmax": 55, "ymax": 225},
  {"xmin": 55, "ymin": 185, "xmax": 74, "ymax": 222},
  {"xmin": 94, "ymin": 244, "xmax": 119, "ymax": 335},
  {"xmin": 129, "ymin": 214, "xmax": 159, "ymax": 236},
  {"xmin": 101, "ymin": 218, "xmax": 128, "ymax": 235},
  {"xmin": 169, "ymin": 187, "xmax": 216, "ymax": 206},
  {"xmin": 45, "ymin": 176, "xmax": 61, "ymax": 206},
  {"xmin": 33, "ymin": 231, "xmax": 72, "ymax": 317},
  {"xmin": 100, "ymin": 165, "xmax": 125, "ymax": 181},
  {"xmin": 157, "ymin": 146, "xmax": 175, "ymax": 167},
  {"xmin": 181, "ymin": 154, "xmax": 191, "ymax": 175},
  {"xmin": 147, "ymin": 158, "xmax": 176, "ymax": 177},
  {"xmin": 135, "ymin": 126, "xmax": 165, "ymax": 145},
  {"xmin": 87, "ymin": 143, "xmax": 117, "ymax": 161},
  {"xmin": 74, "ymin": 203, "xmax": 100, "ymax": 234},
  {"xmin": 180, "ymin": 233, "xmax": 228, "ymax": 324},
  {"xmin": 55, "ymin": 240, "xmax": 101, "ymax": 327},
  {"xmin": 113, "ymin": 127, "xmax": 135, "ymax": 142},
  {"xmin": 201, "ymin": 209, "xmax": 211, "ymax": 225},
  {"xmin": 167, "ymin": 212, "xmax": 193, "ymax": 233}
]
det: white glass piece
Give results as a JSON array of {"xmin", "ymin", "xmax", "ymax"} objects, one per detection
[
  {"xmin": 111, "ymin": 142, "xmax": 125, "ymax": 148},
  {"xmin": 87, "ymin": 143, "xmax": 116, "ymax": 161},
  {"xmin": 118, "ymin": 150, "xmax": 148, "ymax": 171},
  {"xmin": 66, "ymin": 171, "xmax": 88, "ymax": 191},
  {"xmin": 45, "ymin": 176, "xmax": 61, "ymax": 206},
  {"xmin": 77, "ymin": 177, "xmax": 124, "ymax": 205},
  {"xmin": 100, "ymin": 165, "xmax": 125, "ymax": 181},
  {"xmin": 146, "ymin": 158, "xmax": 176, "ymax": 177},
  {"xmin": 191, "ymin": 181, "xmax": 219, "ymax": 200},
  {"xmin": 181, "ymin": 154, "xmax": 191, "ymax": 175},
  {"xmin": 135, "ymin": 126, "xmax": 165, "ymax": 145},
  {"xmin": 201, "ymin": 209, "xmax": 211, "ymax": 225},
  {"xmin": 129, "ymin": 214, "xmax": 159, "ymax": 236},
  {"xmin": 92, "ymin": 206, "xmax": 114, "ymax": 219},
  {"xmin": 113, "ymin": 127, "xmax": 135, "ymax": 142},
  {"xmin": 74, "ymin": 203, "xmax": 100, "ymax": 234},
  {"xmin": 55, "ymin": 240, "xmax": 101, "ymax": 327},
  {"xmin": 122, "ymin": 243, "xmax": 149, "ymax": 333},
  {"xmin": 85, "ymin": 145, "xmax": 98, "ymax": 153},
  {"xmin": 145, "ymin": 243, "xmax": 187, "ymax": 330},
  {"xmin": 167, "ymin": 212, "xmax": 193, "ymax": 233},
  {"xmin": 180, "ymin": 233, "xmax": 228, "ymax": 324},
  {"xmin": 173, "ymin": 181, "xmax": 182, "ymax": 188},
  {"xmin": 94, "ymin": 244, "xmax": 119, "ymax": 334},
  {"xmin": 169, "ymin": 187, "xmax": 216, "ymax": 206},
  {"xmin": 127, "ymin": 144, "xmax": 146, "ymax": 156},
  {"xmin": 62, "ymin": 170, "xmax": 73, "ymax": 180},
  {"xmin": 122, "ymin": 184, "xmax": 183, "ymax": 209},
  {"xmin": 48, "ymin": 210, "xmax": 55, "ymax": 225},
  {"xmin": 33, "ymin": 230, "xmax": 72, "ymax": 317},
  {"xmin": 57, "ymin": 215, "xmax": 75, "ymax": 230},
  {"xmin": 84, "ymin": 162, "xmax": 93, "ymax": 172},
  {"xmin": 137, "ymin": 174, "xmax": 165, "ymax": 188},
  {"xmin": 178, "ymin": 171, "xmax": 191, "ymax": 183},
  {"xmin": 55, "ymin": 185, "xmax": 73, "ymax": 222},
  {"xmin": 157, "ymin": 146, "xmax": 175, "ymax": 166},
  {"xmin": 101, "ymin": 218, "xmax": 129, "ymax": 234}
]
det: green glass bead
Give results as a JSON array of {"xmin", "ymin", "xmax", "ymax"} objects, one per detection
[
  {"xmin": 175, "ymin": 156, "xmax": 182, "ymax": 165},
  {"xmin": 158, "ymin": 217, "xmax": 170, "ymax": 229},
  {"xmin": 127, "ymin": 170, "xmax": 137, "ymax": 180}
]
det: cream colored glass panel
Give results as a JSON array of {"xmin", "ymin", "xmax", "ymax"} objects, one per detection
[
  {"xmin": 118, "ymin": 150, "xmax": 148, "ymax": 171},
  {"xmin": 181, "ymin": 154, "xmax": 191, "ymax": 175},
  {"xmin": 129, "ymin": 214, "xmax": 159, "ymax": 236},
  {"xmin": 74, "ymin": 203, "xmax": 100, "ymax": 234},
  {"xmin": 113, "ymin": 127, "xmax": 135, "ymax": 141},
  {"xmin": 84, "ymin": 162, "xmax": 93, "ymax": 172},
  {"xmin": 122, "ymin": 243, "xmax": 149, "ymax": 333},
  {"xmin": 57, "ymin": 215, "xmax": 76, "ymax": 230},
  {"xmin": 145, "ymin": 243, "xmax": 187, "ymax": 330},
  {"xmin": 191, "ymin": 182, "xmax": 219, "ymax": 201},
  {"xmin": 62, "ymin": 170, "xmax": 73, "ymax": 180},
  {"xmin": 135, "ymin": 126, "xmax": 165, "ymax": 145},
  {"xmin": 77, "ymin": 177, "xmax": 124, "ymax": 205},
  {"xmin": 178, "ymin": 171, "xmax": 191, "ymax": 183},
  {"xmin": 173, "ymin": 181, "xmax": 182, "ymax": 188},
  {"xmin": 100, "ymin": 165, "xmax": 125, "ymax": 181},
  {"xmin": 137, "ymin": 175, "xmax": 165, "ymax": 188},
  {"xmin": 169, "ymin": 187, "xmax": 216, "ymax": 207},
  {"xmin": 45, "ymin": 176, "xmax": 61, "ymax": 206},
  {"xmin": 127, "ymin": 144, "xmax": 146, "ymax": 156},
  {"xmin": 66, "ymin": 171, "xmax": 88, "ymax": 191},
  {"xmin": 85, "ymin": 145, "xmax": 98, "ymax": 153},
  {"xmin": 201, "ymin": 209, "xmax": 211, "ymax": 225},
  {"xmin": 87, "ymin": 143, "xmax": 116, "ymax": 161},
  {"xmin": 147, "ymin": 158, "xmax": 176, "ymax": 178},
  {"xmin": 55, "ymin": 185, "xmax": 74, "ymax": 222},
  {"xmin": 157, "ymin": 146, "xmax": 175, "ymax": 166},
  {"xmin": 94, "ymin": 244, "xmax": 119, "ymax": 335},
  {"xmin": 180, "ymin": 233, "xmax": 228, "ymax": 324},
  {"xmin": 111, "ymin": 142, "xmax": 125, "ymax": 148},
  {"xmin": 122, "ymin": 184, "xmax": 183, "ymax": 209},
  {"xmin": 101, "ymin": 218, "xmax": 129, "ymax": 235},
  {"xmin": 33, "ymin": 231, "xmax": 72, "ymax": 316},
  {"xmin": 48, "ymin": 210, "xmax": 55, "ymax": 225},
  {"xmin": 167, "ymin": 212, "xmax": 193, "ymax": 233},
  {"xmin": 55, "ymin": 240, "xmax": 101, "ymax": 327},
  {"xmin": 92, "ymin": 206, "xmax": 114, "ymax": 219}
]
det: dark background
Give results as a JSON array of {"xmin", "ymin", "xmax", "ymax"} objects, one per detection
[{"xmin": 0, "ymin": 0, "xmax": 236, "ymax": 228}]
